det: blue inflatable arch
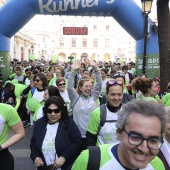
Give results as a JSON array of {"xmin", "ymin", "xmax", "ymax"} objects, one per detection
[{"xmin": 0, "ymin": 0, "xmax": 159, "ymax": 82}]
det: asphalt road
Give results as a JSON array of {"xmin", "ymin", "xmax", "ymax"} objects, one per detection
[{"xmin": 9, "ymin": 126, "xmax": 36, "ymax": 170}]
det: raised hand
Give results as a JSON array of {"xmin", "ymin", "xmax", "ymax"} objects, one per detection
[{"xmin": 71, "ymin": 60, "xmax": 81, "ymax": 71}]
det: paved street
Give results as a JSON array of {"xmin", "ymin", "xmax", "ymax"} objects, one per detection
[{"xmin": 9, "ymin": 126, "xmax": 36, "ymax": 170}]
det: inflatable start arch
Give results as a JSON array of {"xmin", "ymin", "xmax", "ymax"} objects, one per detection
[{"xmin": 0, "ymin": 0, "xmax": 159, "ymax": 82}]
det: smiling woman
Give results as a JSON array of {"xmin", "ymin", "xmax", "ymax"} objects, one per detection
[{"xmin": 30, "ymin": 96, "xmax": 82, "ymax": 170}]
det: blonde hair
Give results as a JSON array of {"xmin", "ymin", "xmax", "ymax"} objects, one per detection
[{"xmin": 76, "ymin": 76, "xmax": 92, "ymax": 94}]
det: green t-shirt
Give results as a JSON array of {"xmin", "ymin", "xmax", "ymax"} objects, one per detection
[
  {"xmin": 14, "ymin": 84, "xmax": 27, "ymax": 110},
  {"xmin": 72, "ymin": 144, "xmax": 165, "ymax": 170},
  {"xmin": 0, "ymin": 104, "xmax": 21, "ymax": 145}
]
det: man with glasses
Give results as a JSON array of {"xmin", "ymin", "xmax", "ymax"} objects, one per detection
[{"xmin": 72, "ymin": 99, "xmax": 166, "ymax": 170}]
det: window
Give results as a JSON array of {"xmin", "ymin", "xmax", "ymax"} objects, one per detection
[
  {"xmin": 94, "ymin": 25, "xmax": 97, "ymax": 31},
  {"xmin": 43, "ymin": 37, "xmax": 45, "ymax": 42},
  {"xmin": 72, "ymin": 38, "xmax": 76, "ymax": 47},
  {"xmin": 82, "ymin": 38, "xmax": 87, "ymax": 48},
  {"xmin": 106, "ymin": 25, "xmax": 109, "ymax": 31},
  {"xmin": 60, "ymin": 38, "xmax": 64, "ymax": 47},
  {"xmin": 105, "ymin": 39, "xmax": 109, "ymax": 48},
  {"xmin": 93, "ymin": 39, "xmax": 98, "ymax": 48}
]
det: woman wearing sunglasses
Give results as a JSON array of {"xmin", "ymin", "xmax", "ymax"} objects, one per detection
[
  {"xmin": 86, "ymin": 79, "xmax": 124, "ymax": 146},
  {"xmin": 29, "ymin": 85, "xmax": 62, "ymax": 122},
  {"xmin": 23, "ymin": 73, "xmax": 48, "ymax": 104},
  {"xmin": 56, "ymin": 77, "xmax": 72, "ymax": 115},
  {"xmin": 68, "ymin": 59, "xmax": 102, "ymax": 150},
  {"xmin": 30, "ymin": 96, "xmax": 81, "ymax": 170},
  {"xmin": 22, "ymin": 73, "xmax": 48, "ymax": 127}
]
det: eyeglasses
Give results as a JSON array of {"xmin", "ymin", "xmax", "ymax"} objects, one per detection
[
  {"xmin": 106, "ymin": 80, "xmax": 123, "ymax": 86},
  {"xmin": 114, "ymin": 72, "xmax": 125, "ymax": 78},
  {"xmin": 123, "ymin": 128, "xmax": 163, "ymax": 150},
  {"xmin": 34, "ymin": 79, "xmax": 41, "ymax": 82},
  {"xmin": 47, "ymin": 108, "xmax": 61, "ymax": 114},
  {"xmin": 58, "ymin": 83, "xmax": 65, "ymax": 87}
]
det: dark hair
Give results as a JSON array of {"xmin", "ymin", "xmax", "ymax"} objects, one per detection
[
  {"xmin": 83, "ymin": 69, "xmax": 89, "ymax": 73},
  {"xmin": 106, "ymin": 80, "xmax": 124, "ymax": 94},
  {"xmin": 32, "ymin": 69, "xmax": 38, "ymax": 75},
  {"xmin": 45, "ymin": 85, "xmax": 62, "ymax": 98},
  {"xmin": 25, "ymin": 68, "xmax": 31, "ymax": 73},
  {"xmin": 81, "ymin": 63, "xmax": 86, "ymax": 69},
  {"xmin": 100, "ymin": 68, "xmax": 108, "ymax": 74},
  {"xmin": 33, "ymin": 73, "xmax": 48, "ymax": 89},
  {"xmin": 48, "ymin": 66, "xmax": 53, "ymax": 72},
  {"xmin": 43, "ymin": 96, "xmax": 68, "ymax": 121},
  {"xmin": 122, "ymin": 65, "xmax": 128, "ymax": 70},
  {"xmin": 35, "ymin": 66, "xmax": 41, "ymax": 72},
  {"xmin": 5, "ymin": 82, "xmax": 14, "ymax": 89},
  {"xmin": 131, "ymin": 77, "xmax": 153, "ymax": 94},
  {"xmin": 113, "ymin": 72, "xmax": 126, "ymax": 84}
]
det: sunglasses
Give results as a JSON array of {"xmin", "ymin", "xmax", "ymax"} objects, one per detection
[
  {"xmin": 106, "ymin": 80, "xmax": 123, "ymax": 86},
  {"xmin": 34, "ymin": 79, "xmax": 41, "ymax": 82},
  {"xmin": 47, "ymin": 108, "xmax": 61, "ymax": 114},
  {"xmin": 58, "ymin": 83, "xmax": 65, "ymax": 87}
]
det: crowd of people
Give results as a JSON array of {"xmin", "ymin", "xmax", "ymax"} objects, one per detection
[{"xmin": 0, "ymin": 57, "xmax": 170, "ymax": 170}]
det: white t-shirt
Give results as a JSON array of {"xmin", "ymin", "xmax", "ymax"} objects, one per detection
[
  {"xmin": 42, "ymin": 122, "xmax": 61, "ymax": 170},
  {"xmin": 36, "ymin": 106, "xmax": 43, "ymax": 120},
  {"xmin": 32, "ymin": 89, "xmax": 44, "ymax": 102},
  {"xmin": 124, "ymin": 73, "xmax": 130, "ymax": 85},
  {"xmin": 98, "ymin": 108, "xmax": 119, "ymax": 145},
  {"xmin": 59, "ymin": 89, "xmax": 71, "ymax": 112},
  {"xmin": 101, "ymin": 79, "xmax": 108, "ymax": 94},
  {"xmin": 161, "ymin": 138, "xmax": 170, "ymax": 166}
]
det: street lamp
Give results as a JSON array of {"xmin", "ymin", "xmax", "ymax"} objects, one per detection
[{"xmin": 141, "ymin": 0, "xmax": 153, "ymax": 74}]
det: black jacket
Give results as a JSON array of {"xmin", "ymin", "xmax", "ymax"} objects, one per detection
[{"xmin": 30, "ymin": 117, "xmax": 82, "ymax": 170}]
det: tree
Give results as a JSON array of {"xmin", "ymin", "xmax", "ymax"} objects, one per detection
[{"xmin": 157, "ymin": 0, "xmax": 170, "ymax": 93}]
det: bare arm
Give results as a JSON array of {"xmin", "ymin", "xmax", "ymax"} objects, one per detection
[{"xmin": 1, "ymin": 121, "xmax": 25, "ymax": 149}]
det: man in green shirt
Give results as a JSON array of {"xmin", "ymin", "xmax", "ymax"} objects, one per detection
[{"xmin": 72, "ymin": 99, "xmax": 166, "ymax": 170}]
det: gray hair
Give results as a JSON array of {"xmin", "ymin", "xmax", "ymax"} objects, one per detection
[{"xmin": 116, "ymin": 99, "xmax": 166, "ymax": 137}]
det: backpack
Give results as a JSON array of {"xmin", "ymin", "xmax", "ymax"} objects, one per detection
[
  {"xmin": 87, "ymin": 146, "xmax": 100, "ymax": 170},
  {"xmin": 97, "ymin": 104, "xmax": 117, "ymax": 135}
]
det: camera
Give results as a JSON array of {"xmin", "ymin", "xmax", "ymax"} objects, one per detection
[{"xmin": 68, "ymin": 56, "xmax": 74, "ymax": 60}]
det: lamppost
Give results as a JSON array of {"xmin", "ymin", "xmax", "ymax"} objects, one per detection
[{"xmin": 141, "ymin": 0, "xmax": 153, "ymax": 74}]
